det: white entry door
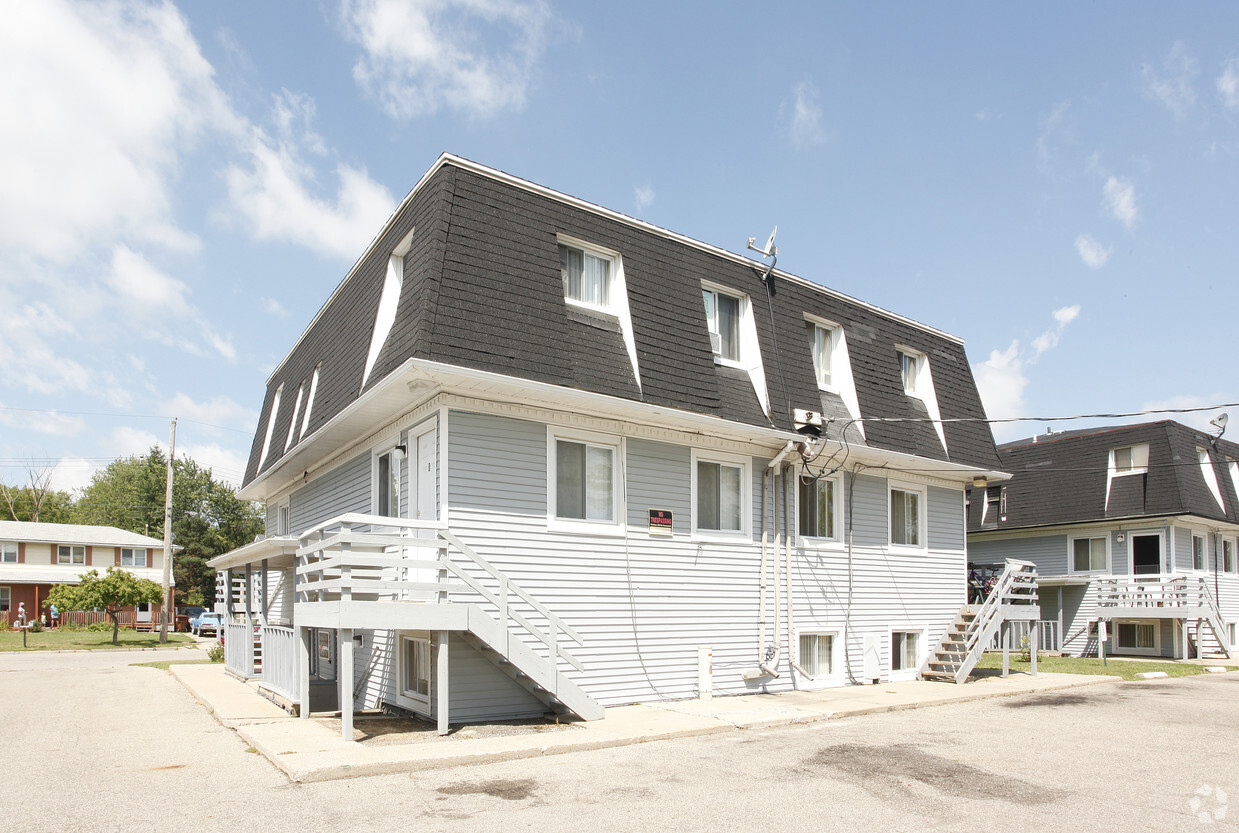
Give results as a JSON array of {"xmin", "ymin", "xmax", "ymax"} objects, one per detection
[{"xmin": 412, "ymin": 428, "xmax": 438, "ymax": 590}]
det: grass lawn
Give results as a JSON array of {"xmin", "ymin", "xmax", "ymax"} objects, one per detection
[
  {"xmin": 975, "ymin": 652, "xmax": 1218, "ymax": 681},
  {"xmin": 0, "ymin": 629, "xmax": 196, "ymax": 652},
  {"xmin": 131, "ymin": 658, "xmax": 218, "ymax": 671}
]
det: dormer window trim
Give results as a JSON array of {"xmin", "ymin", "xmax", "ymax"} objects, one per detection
[
  {"xmin": 701, "ymin": 280, "xmax": 770, "ymax": 417},
  {"xmin": 1198, "ymin": 447, "xmax": 1224, "ymax": 509},
  {"xmin": 803, "ymin": 313, "xmax": 864, "ymax": 437},
  {"xmin": 557, "ymin": 235, "xmax": 619, "ymax": 315},
  {"xmin": 1110, "ymin": 444, "xmax": 1149, "ymax": 477},
  {"xmin": 894, "ymin": 345, "xmax": 946, "ymax": 454},
  {"xmin": 556, "ymin": 234, "xmax": 641, "ymax": 390}
]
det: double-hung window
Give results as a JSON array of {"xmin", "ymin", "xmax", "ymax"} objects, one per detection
[
  {"xmin": 701, "ymin": 287, "xmax": 742, "ymax": 363},
  {"xmin": 694, "ymin": 452, "xmax": 748, "ymax": 535},
  {"xmin": 1225, "ymin": 539, "xmax": 1237, "ymax": 574},
  {"xmin": 553, "ymin": 436, "xmax": 618, "ymax": 524},
  {"xmin": 798, "ymin": 476, "xmax": 837, "ymax": 540},
  {"xmin": 1193, "ymin": 534, "xmax": 1207, "ymax": 571},
  {"xmin": 120, "ymin": 548, "xmax": 147, "ymax": 568},
  {"xmin": 0, "ymin": 587, "xmax": 9, "ymax": 611},
  {"xmin": 889, "ymin": 486, "xmax": 922, "ymax": 548},
  {"xmin": 1071, "ymin": 536, "xmax": 1107, "ymax": 573},
  {"xmin": 375, "ymin": 447, "xmax": 401, "ymax": 518},
  {"xmin": 1112, "ymin": 444, "xmax": 1149, "ymax": 474},
  {"xmin": 560, "ymin": 243, "xmax": 612, "ymax": 310},
  {"xmin": 0, "ymin": 542, "xmax": 16, "ymax": 563},
  {"xmin": 57, "ymin": 545, "xmax": 85, "ymax": 565}
]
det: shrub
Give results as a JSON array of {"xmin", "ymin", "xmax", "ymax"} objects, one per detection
[
  {"xmin": 206, "ymin": 644, "xmax": 225, "ymax": 663},
  {"xmin": 0, "ymin": 618, "xmax": 9, "ymax": 632},
  {"xmin": 86, "ymin": 622, "xmax": 113, "ymax": 632},
  {"xmin": 27, "ymin": 619, "xmax": 44, "ymax": 633}
]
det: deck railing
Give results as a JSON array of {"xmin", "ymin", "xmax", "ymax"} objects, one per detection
[
  {"xmin": 260, "ymin": 625, "xmax": 297, "ymax": 701},
  {"xmin": 1096, "ymin": 575, "xmax": 1214, "ymax": 609},
  {"xmin": 224, "ymin": 622, "xmax": 254, "ymax": 678},
  {"xmin": 295, "ymin": 514, "xmax": 586, "ymax": 674},
  {"xmin": 987, "ymin": 619, "xmax": 1060, "ymax": 652}
]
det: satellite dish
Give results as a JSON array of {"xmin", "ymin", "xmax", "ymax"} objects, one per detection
[
  {"xmin": 747, "ymin": 226, "xmax": 778, "ymax": 258},
  {"xmin": 1211, "ymin": 412, "xmax": 1228, "ymax": 438}
]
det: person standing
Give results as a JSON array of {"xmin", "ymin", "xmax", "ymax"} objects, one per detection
[
  {"xmin": 50, "ymin": 603, "xmax": 59, "ymax": 629},
  {"xmin": 16, "ymin": 602, "xmax": 27, "ymax": 627}
]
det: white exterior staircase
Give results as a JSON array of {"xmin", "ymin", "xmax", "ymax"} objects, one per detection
[
  {"xmin": 921, "ymin": 559, "xmax": 1040, "ymax": 684},
  {"xmin": 1095, "ymin": 575, "xmax": 1232, "ymax": 660}
]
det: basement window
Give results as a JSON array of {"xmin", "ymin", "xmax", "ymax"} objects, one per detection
[{"xmin": 798, "ymin": 632, "xmax": 835, "ymax": 676}]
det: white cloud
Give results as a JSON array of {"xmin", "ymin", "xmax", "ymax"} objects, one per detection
[
  {"xmin": 1217, "ymin": 59, "xmax": 1239, "ymax": 109},
  {"xmin": 1031, "ymin": 305, "xmax": 1080, "ymax": 356},
  {"xmin": 973, "ymin": 306, "xmax": 1081, "ymax": 441},
  {"xmin": 1142, "ymin": 41, "xmax": 1198, "ymax": 119},
  {"xmin": 262, "ymin": 298, "xmax": 289, "ymax": 318},
  {"xmin": 47, "ymin": 458, "xmax": 101, "ymax": 495},
  {"xmin": 1103, "ymin": 176, "xmax": 1138, "ymax": 229},
  {"xmin": 1036, "ymin": 101, "xmax": 1071, "ymax": 170},
  {"xmin": 158, "ymin": 393, "xmax": 256, "ymax": 434},
  {"xmin": 634, "ymin": 185, "xmax": 655, "ymax": 212},
  {"xmin": 177, "ymin": 441, "xmax": 250, "ymax": 487},
  {"xmin": 224, "ymin": 111, "xmax": 396, "ymax": 259},
  {"xmin": 0, "ymin": 406, "xmax": 86, "ymax": 438},
  {"xmin": 0, "ymin": 0, "xmax": 238, "ymax": 261},
  {"xmin": 790, "ymin": 80, "xmax": 829, "ymax": 149},
  {"xmin": 1074, "ymin": 233, "xmax": 1112, "ymax": 268},
  {"xmin": 341, "ymin": 0, "xmax": 553, "ymax": 120}
]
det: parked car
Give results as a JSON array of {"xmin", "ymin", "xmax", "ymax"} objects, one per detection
[
  {"xmin": 190, "ymin": 611, "xmax": 226, "ymax": 637},
  {"xmin": 176, "ymin": 606, "xmax": 206, "ymax": 632}
]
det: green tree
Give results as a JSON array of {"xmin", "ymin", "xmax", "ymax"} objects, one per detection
[
  {"xmin": 72, "ymin": 448, "xmax": 262, "ymax": 605},
  {"xmin": 45, "ymin": 568, "xmax": 164, "ymax": 644}
]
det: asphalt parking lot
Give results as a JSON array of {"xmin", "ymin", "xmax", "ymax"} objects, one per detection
[{"xmin": 2, "ymin": 648, "xmax": 1235, "ymax": 832}]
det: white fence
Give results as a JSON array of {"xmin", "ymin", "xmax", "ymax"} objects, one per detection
[
  {"xmin": 987, "ymin": 619, "xmax": 1060, "ymax": 652},
  {"xmin": 260, "ymin": 625, "xmax": 298, "ymax": 702},
  {"xmin": 224, "ymin": 622, "xmax": 254, "ymax": 678}
]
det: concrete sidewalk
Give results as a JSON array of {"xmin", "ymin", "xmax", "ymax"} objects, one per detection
[{"xmin": 169, "ymin": 660, "xmax": 1129, "ymax": 783}]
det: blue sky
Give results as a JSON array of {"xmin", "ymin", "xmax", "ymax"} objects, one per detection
[{"xmin": 2, "ymin": 1, "xmax": 1238, "ymax": 492}]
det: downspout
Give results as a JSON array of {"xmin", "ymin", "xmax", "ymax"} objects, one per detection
[{"xmin": 750, "ymin": 441, "xmax": 796, "ymax": 679}]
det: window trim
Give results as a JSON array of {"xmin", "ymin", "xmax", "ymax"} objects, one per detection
[
  {"xmin": 1068, "ymin": 535, "xmax": 1109, "ymax": 575},
  {"xmin": 396, "ymin": 634, "xmax": 432, "ymax": 712},
  {"xmin": 546, "ymin": 428, "xmax": 625, "ymax": 536},
  {"xmin": 797, "ymin": 472, "xmax": 841, "ymax": 543},
  {"xmin": 1113, "ymin": 619, "xmax": 1160, "ymax": 655},
  {"xmin": 889, "ymin": 626, "xmax": 927, "ymax": 680},
  {"xmin": 807, "ymin": 319, "xmax": 838, "ymax": 391},
  {"xmin": 1224, "ymin": 538, "xmax": 1237, "ymax": 574},
  {"xmin": 701, "ymin": 283, "xmax": 746, "ymax": 366},
  {"xmin": 276, "ymin": 499, "xmax": 291, "ymax": 537},
  {"xmin": 372, "ymin": 443, "xmax": 403, "ymax": 519},
  {"xmin": 1199, "ymin": 447, "xmax": 1225, "ymax": 509},
  {"xmin": 888, "ymin": 480, "xmax": 927, "ymax": 551},
  {"xmin": 1192, "ymin": 533, "xmax": 1208, "ymax": 572},
  {"xmin": 120, "ymin": 547, "xmax": 147, "ymax": 568},
  {"xmin": 796, "ymin": 630, "xmax": 841, "ymax": 684},
  {"xmin": 0, "ymin": 542, "xmax": 16, "ymax": 564},
  {"xmin": 690, "ymin": 448, "xmax": 752, "ymax": 540},
  {"xmin": 57, "ymin": 545, "xmax": 85, "ymax": 566},
  {"xmin": 1110, "ymin": 444, "xmax": 1149, "ymax": 477},
  {"xmin": 557, "ymin": 235, "xmax": 620, "ymax": 314},
  {"xmin": 0, "ymin": 586, "xmax": 9, "ymax": 612},
  {"xmin": 897, "ymin": 349, "xmax": 922, "ymax": 396}
]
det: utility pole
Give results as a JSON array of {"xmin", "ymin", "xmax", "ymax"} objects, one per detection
[{"xmin": 160, "ymin": 419, "xmax": 176, "ymax": 644}]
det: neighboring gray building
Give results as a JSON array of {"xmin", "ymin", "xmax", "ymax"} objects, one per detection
[
  {"xmin": 211, "ymin": 153, "xmax": 1005, "ymax": 734},
  {"xmin": 968, "ymin": 421, "xmax": 1238, "ymax": 659}
]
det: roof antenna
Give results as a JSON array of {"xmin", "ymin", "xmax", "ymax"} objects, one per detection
[
  {"xmin": 746, "ymin": 226, "xmax": 778, "ymax": 283},
  {"xmin": 1210, "ymin": 412, "xmax": 1228, "ymax": 450}
]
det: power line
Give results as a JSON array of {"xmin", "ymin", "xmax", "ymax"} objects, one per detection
[{"xmin": 0, "ymin": 405, "xmax": 251, "ymax": 434}]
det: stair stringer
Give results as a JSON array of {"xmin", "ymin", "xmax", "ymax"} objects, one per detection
[{"xmin": 460, "ymin": 605, "xmax": 604, "ymax": 721}]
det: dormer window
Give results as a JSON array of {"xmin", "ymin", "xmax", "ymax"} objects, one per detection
[
  {"xmin": 1112, "ymin": 444, "xmax": 1149, "ymax": 475},
  {"xmin": 1198, "ymin": 447, "xmax": 1224, "ymax": 509},
  {"xmin": 899, "ymin": 350, "xmax": 920, "ymax": 394},
  {"xmin": 811, "ymin": 323, "xmax": 834, "ymax": 389},
  {"xmin": 702, "ymin": 287, "xmax": 741, "ymax": 362},
  {"xmin": 560, "ymin": 242, "xmax": 612, "ymax": 310}
]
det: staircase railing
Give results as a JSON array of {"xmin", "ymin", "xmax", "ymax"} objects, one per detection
[
  {"xmin": 295, "ymin": 513, "xmax": 586, "ymax": 674},
  {"xmin": 923, "ymin": 558, "xmax": 1039, "ymax": 684},
  {"xmin": 1096, "ymin": 574, "xmax": 1230, "ymax": 657}
]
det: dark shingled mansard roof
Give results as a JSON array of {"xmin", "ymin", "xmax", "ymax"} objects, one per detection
[
  {"xmin": 967, "ymin": 420, "xmax": 1239, "ymax": 532},
  {"xmin": 244, "ymin": 156, "xmax": 1002, "ymax": 487}
]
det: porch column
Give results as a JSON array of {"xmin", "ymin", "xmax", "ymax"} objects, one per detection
[
  {"xmin": 298, "ymin": 626, "xmax": 311, "ymax": 719},
  {"xmin": 260, "ymin": 557, "xmax": 270, "ymax": 626},
  {"xmin": 1030, "ymin": 620, "xmax": 1039, "ymax": 675},
  {"xmin": 1181, "ymin": 620, "xmax": 1190, "ymax": 660},
  {"xmin": 1057, "ymin": 587, "xmax": 1064, "ymax": 653},
  {"xmin": 340, "ymin": 628, "xmax": 354, "ymax": 741},
  {"xmin": 436, "ymin": 630, "xmax": 450, "ymax": 736},
  {"xmin": 225, "ymin": 568, "xmax": 234, "ymax": 614},
  {"xmin": 1001, "ymin": 621, "xmax": 1010, "ymax": 678}
]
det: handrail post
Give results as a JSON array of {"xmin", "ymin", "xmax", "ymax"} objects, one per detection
[{"xmin": 340, "ymin": 520, "xmax": 352, "ymax": 604}]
